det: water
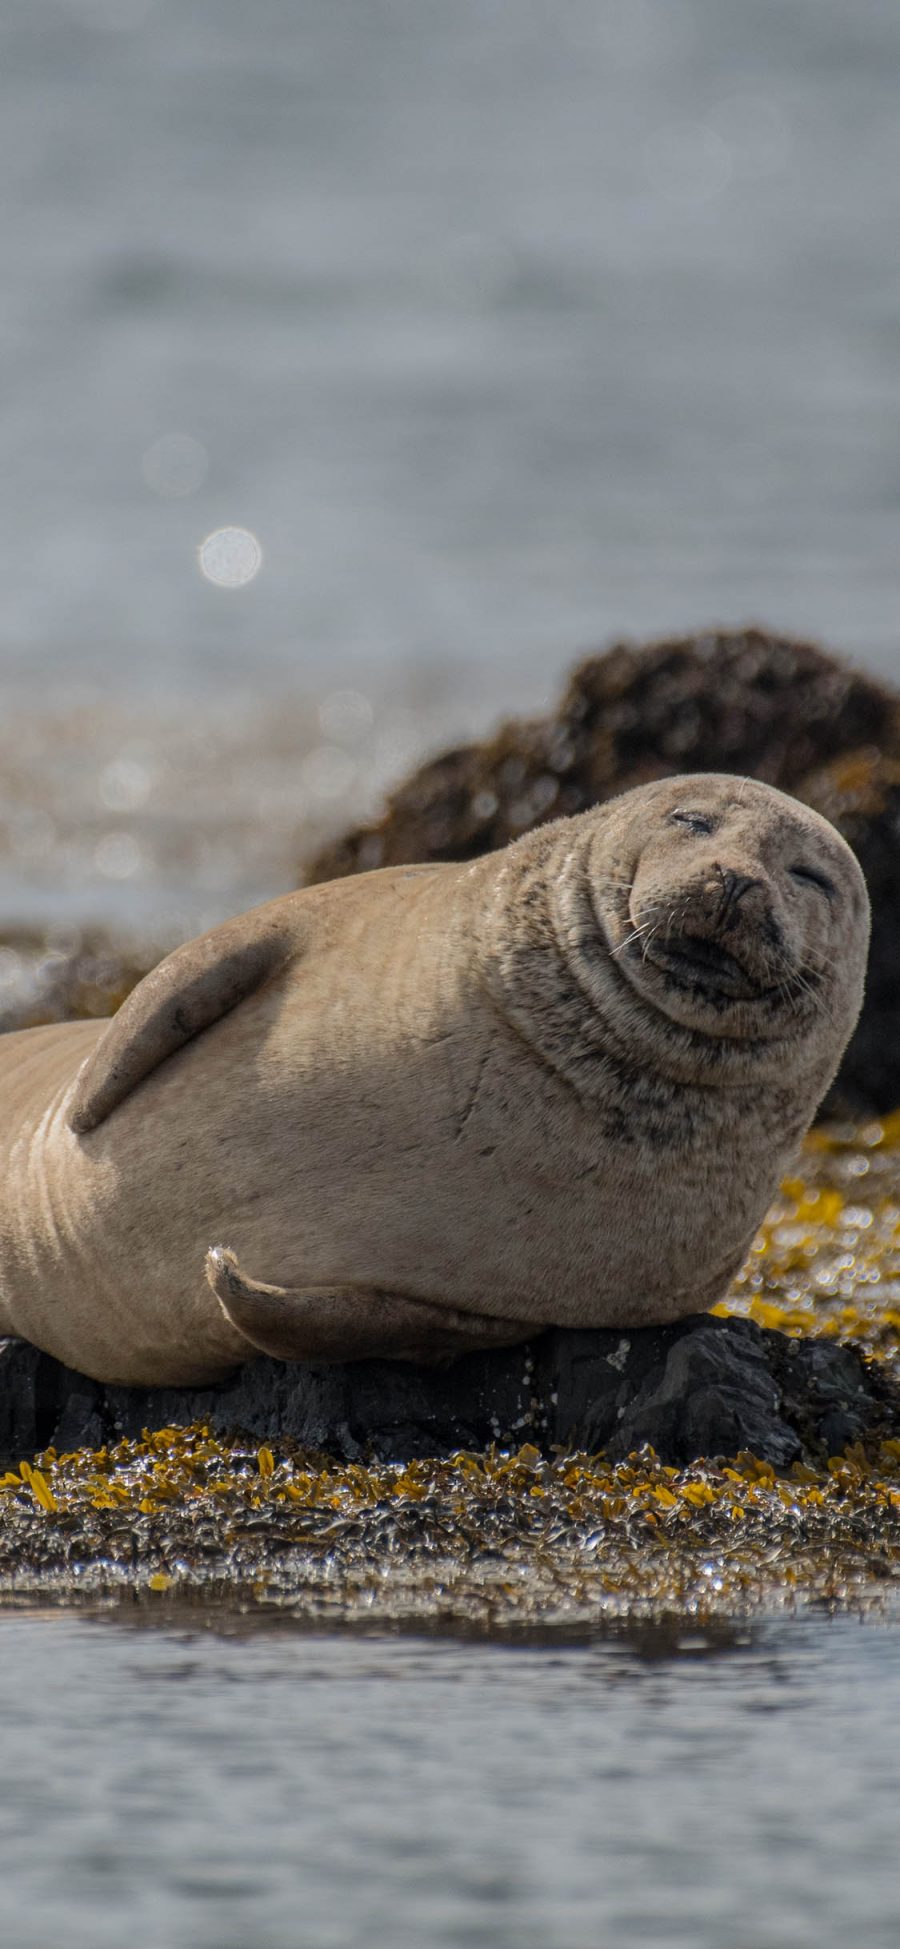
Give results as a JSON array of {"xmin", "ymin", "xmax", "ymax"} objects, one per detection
[
  {"xmin": 4, "ymin": 0, "xmax": 900, "ymax": 932},
  {"xmin": 3, "ymin": 0, "xmax": 900, "ymax": 703},
  {"xmin": 0, "ymin": 1610, "xmax": 896, "ymax": 1948}
]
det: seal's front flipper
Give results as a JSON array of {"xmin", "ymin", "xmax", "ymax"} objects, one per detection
[
  {"xmin": 206, "ymin": 1247, "xmax": 532, "ymax": 1366},
  {"xmin": 68, "ymin": 907, "xmax": 297, "ymax": 1134}
]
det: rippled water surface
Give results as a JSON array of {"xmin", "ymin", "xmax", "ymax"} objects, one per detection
[{"xmin": 0, "ymin": 1611, "xmax": 897, "ymax": 1949}]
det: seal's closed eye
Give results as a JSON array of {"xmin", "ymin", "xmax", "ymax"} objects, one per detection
[
  {"xmin": 789, "ymin": 864, "xmax": 836, "ymax": 898},
  {"xmin": 667, "ymin": 809, "xmax": 717, "ymax": 835}
]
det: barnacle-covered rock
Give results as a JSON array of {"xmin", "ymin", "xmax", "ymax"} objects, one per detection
[{"xmin": 305, "ymin": 627, "xmax": 900, "ymax": 1116}]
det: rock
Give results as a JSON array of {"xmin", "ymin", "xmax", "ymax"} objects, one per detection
[
  {"xmin": 792, "ymin": 751, "xmax": 900, "ymax": 1116},
  {"xmin": 0, "ymin": 927, "xmax": 154, "ymax": 1040},
  {"xmin": 2, "ymin": 1313, "xmax": 895, "ymax": 1469},
  {"xmin": 6, "ymin": 629, "xmax": 900, "ymax": 1115},
  {"xmin": 305, "ymin": 627, "xmax": 900, "ymax": 1116},
  {"xmin": 555, "ymin": 1320, "xmax": 804, "ymax": 1468}
]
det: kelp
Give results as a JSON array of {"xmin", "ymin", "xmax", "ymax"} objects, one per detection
[
  {"xmin": 718, "ymin": 1110, "xmax": 900, "ymax": 1371},
  {"xmin": 0, "ymin": 1422, "xmax": 897, "ymax": 1626}
]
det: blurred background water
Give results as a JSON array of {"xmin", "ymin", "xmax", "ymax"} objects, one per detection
[{"xmin": 2, "ymin": 0, "xmax": 900, "ymax": 929}]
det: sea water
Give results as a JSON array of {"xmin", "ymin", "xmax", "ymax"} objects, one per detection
[{"xmin": 0, "ymin": 1610, "xmax": 898, "ymax": 1949}]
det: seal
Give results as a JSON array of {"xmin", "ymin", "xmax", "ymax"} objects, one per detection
[{"xmin": 0, "ymin": 774, "xmax": 869, "ymax": 1386}]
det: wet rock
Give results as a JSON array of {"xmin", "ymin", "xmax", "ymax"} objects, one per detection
[
  {"xmin": 794, "ymin": 751, "xmax": 900, "ymax": 1115},
  {"xmin": 0, "ymin": 1339, "xmax": 61, "ymax": 1462},
  {"xmin": 2, "ymin": 1312, "xmax": 895, "ymax": 1469},
  {"xmin": 553, "ymin": 1319, "xmax": 804, "ymax": 1468},
  {"xmin": 305, "ymin": 627, "xmax": 900, "ymax": 1116},
  {"xmin": 0, "ymin": 927, "xmax": 160, "ymax": 1043}
]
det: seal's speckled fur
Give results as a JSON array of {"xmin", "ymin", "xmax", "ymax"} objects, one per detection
[{"xmin": 0, "ymin": 775, "xmax": 869, "ymax": 1386}]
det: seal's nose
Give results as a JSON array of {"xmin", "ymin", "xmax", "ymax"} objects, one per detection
[{"xmin": 708, "ymin": 867, "xmax": 762, "ymax": 928}]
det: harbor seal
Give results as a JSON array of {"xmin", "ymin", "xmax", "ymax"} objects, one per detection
[{"xmin": 0, "ymin": 774, "xmax": 869, "ymax": 1386}]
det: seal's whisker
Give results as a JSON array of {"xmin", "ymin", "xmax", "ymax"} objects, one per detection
[
  {"xmin": 807, "ymin": 950, "xmax": 840, "ymax": 975},
  {"xmin": 641, "ymin": 923, "xmax": 661, "ymax": 963},
  {"xmin": 770, "ymin": 941, "xmax": 824, "ymax": 982},
  {"xmin": 611, "ymin": 924, "xmax": 653, "ymax": 958},
  {"xmin": 767, "ymin": 953, "xmax": 824, "ymax": 1012},
  {"xmin": 793, "ymin": 973, "xmax": 824, "ymax": 1009}
]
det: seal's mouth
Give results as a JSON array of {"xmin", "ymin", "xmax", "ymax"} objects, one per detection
[{"xmin": 644, "ymin": 930, "xmax": 761, "ymax": 1001}]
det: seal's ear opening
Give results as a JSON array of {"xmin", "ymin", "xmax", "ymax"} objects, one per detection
[{"xmin": 68, "ymin": 912, "xmax": 294, "ymax": 1134}]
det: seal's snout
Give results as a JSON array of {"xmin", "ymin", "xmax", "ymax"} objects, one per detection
[
  {"xmin": 630, "ymin": 853, "xmax": 782, "ymax": 1005},
  {"xmin": 706, "ymin": 866, "xmax": 763, "ymax": 929}
]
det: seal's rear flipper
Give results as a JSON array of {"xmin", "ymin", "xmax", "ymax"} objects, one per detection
[
  {"xmin": 206, "ymin": 1247, "xmax": 532, "ymax": 1366},
  {"xmin": 68, "ymin": 907, "xmax": 297, "ymax": 1134}
]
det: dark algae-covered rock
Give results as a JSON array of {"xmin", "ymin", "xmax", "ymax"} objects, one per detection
[
  {"xmin": 306, "ymin": 627, "xmax": 900, "ymax": 1116},
  {"xmin": 306, "ymin": 626, "xmax": 896, "ymax": 876},
  {"xmin": 6, "ymin": 628, "xmax": 900, "ymax": 1117},
  {"xmin": 798, "ymin": 750, "xmax": 900, "ymax": 1115},
  {"xmin": 1, "ymin": 1310, "xmax": 896, "ymax": 1471},
  {"xmin": 1, "ymin": 1314, "xmax": 899, "ymax": 1628}
]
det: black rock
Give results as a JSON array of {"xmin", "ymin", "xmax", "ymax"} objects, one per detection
[
  {"xmin": 1, "ymin": 1313, "xmax": 895, "ymax": 1470},
  {"xmin": 304, "ymin": 626, "xmax": 900, "ymax": 1117}
]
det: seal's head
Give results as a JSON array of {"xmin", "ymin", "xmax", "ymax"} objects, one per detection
[{"xmin": 590, "ymin": 774, "xmax": 869, "ymax": 1048}]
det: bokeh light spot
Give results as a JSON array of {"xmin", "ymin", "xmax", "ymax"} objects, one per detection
[
  {"xmin": 98, "ymin": 756, "xmax": 153, "ymax": 811},
  {"xmin": 94, "ymin": 833, "xmax": 144, "ymax": 879},
  {"xmin": 198, "ymin": 527, "xmax": 262, "ymax": 590}
]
